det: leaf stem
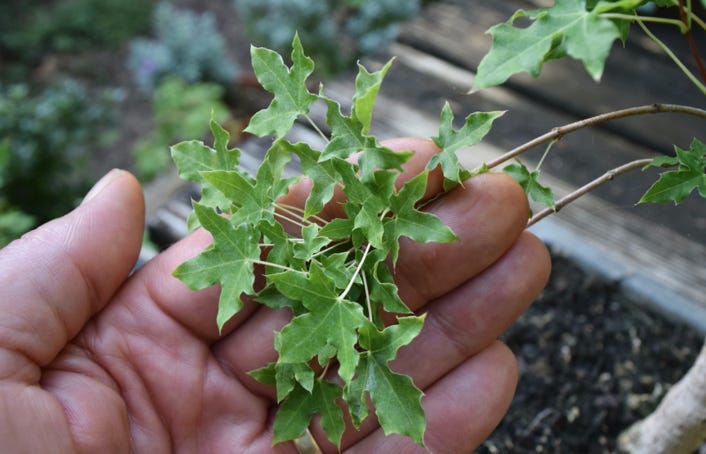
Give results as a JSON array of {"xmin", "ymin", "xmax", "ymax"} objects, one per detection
[
  {"xmin": 480, "ymin": 104, "xmax": 706, "ymax": 172},
  {"xmin": 276, "ymin": 202, "xmax": 329, "ymax": 225},
  {"xmin": 601, "ymin": 13, "xmax": 688, "ymax": 32},
  {"xmin": 636, "ymin": 18, "xmax": 706, "ymax": 94},
  {"xmin": 305, "ymin": 113, "xmax": 330, "ymax": 144},
  {"xmin": 526, "ymin": 158, "xmax": 655, "ymax": 227},
  {"xmin": 536, "ymin": 139, "xmax": 557, "ymax": 172},
  {"xmin": 253, "ymin": 259, "xmax": 306, "ymax": 274},
  {"xmin": 361, "ymin": 272, "xmax": 373, "ymax": 323},
  {"xmin": 273, "ymin": 210, "xmax": 309, "ymax": 229},
  {"xmin": 339, "ymin": 243, "xmax": 372, "ymax": 301},
  {"xmin": 677, "ymin": 0, "xmax": 706, "ymax": 84}
]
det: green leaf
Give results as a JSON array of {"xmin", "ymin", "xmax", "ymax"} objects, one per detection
[
  {"xmin": 347, "ymin": 316, "xmax": 427, "ymax": 447},
  {"xmin": 273, "ymin": 381, "xmax": 346, "ymax": 449},
  {"xmin": 172, "ymin": 203, "xmax": 261, "ymax": 330},
  {"xmin": 430, "ymin": 103, "xmax": 504, "ymax": 189},
  {"xmin": 282, "ymin": 140, "xmax": 340, "ymax": 218},
  {"xmin": 504, "ymin": 161, "xmax": 556, "ymax": 210},
  {"xmin": 170, "ymin": 124, "xmax": 242, "ymax": 229},
  {"xmin": 245, "ymin": 34, "xmax": 317, "ymax": 137},
  {"xmin": 272, "ymin": 264, "xmax": 367, "ymax": 384},
  {"xmin": 384, "ymin": 171, "xmax": 457, "ymax": 263},
  {"xmin": 201, "ymin": 141, "xmax": 297, "ymax": 225},
  {"xmin": 335, "ymin": 159, "xmax": 394, "ymax": 249},
  {"xmin": 293, "ymin": 223, "xmax": 331, "ymax": 260},
  {"xmin": 474, "ymin": 0, "xmax": 624, "ymax": 89},
  {"xmin": 639, "ymin": 139, "xmax": 706, "ymax": 204},
  {"xmin": 320, "ymin": 94, "xmax": 412, "ymax": 181},
  {"xmin": 352, "ymin": 59, "xmax": 394, "ymax": 134}
]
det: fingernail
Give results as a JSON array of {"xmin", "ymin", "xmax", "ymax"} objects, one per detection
[{"xmin": 82, "ymin": 169, "xmax": 124, "ymax": 204}]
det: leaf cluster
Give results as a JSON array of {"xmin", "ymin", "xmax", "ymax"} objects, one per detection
[
  {"xmin": 170, "ymin": 35, "xmax": 500, "ymax": 447},
  {"xmin": 473, "ymin": 0, "xmax": 705, "ymax": 90},
  {"xmin": 473, "ymin": 0, "xmax": 706, "ymax": 213}
]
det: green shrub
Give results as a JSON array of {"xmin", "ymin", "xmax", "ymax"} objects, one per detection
[
  {"xmin": 233, "ymin": 0, "xmax": 421, "ymax": 75},
  {"xmin": 0, "ymin": 0, "xmax": 154, "ymax": 68},
  {"xmin": 127, "ymin": 2, "xmax": 240, "ymax": 92},
  {"xmin": 0, "ymin": 80, "xmax": 122, "ymax": 224},
  {"xmin": 0, "ymin": 140, "xmax": 35, "ymax": 247}
]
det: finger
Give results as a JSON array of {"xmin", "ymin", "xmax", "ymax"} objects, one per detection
[
  {"xmin": 345, "ymin": 342, "xmax": 518, "ymax": 453},
  {"xmin": 394, "ymin": 171, "xmax": 531, "ymax": 312},
  {"xmin": 392, "ymin": 232, "xmax": 551, "ymax": 386},
  {"xmin": 0, "ymin": 170, "xmax": 145, "ymax": 381}
]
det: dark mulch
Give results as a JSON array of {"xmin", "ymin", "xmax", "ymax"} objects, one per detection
[{"xmin": 478, "ymin": 251, "xmax": 704, "ymax": 453}]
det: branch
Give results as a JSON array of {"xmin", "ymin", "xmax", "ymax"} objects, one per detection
[
  {"xmin": 481, "ymin": 104, "xmax": 706, "ymax": 171},
  {"xmin": 678, "ymin": 0, "xmax": 706, "ymax": 83},
  {"xmin": 636, "ymin": 18, "xmax": 706, "ymax": 95},
  {"xmin": 526, "ymin": 158, "xmax": 656, "ymax": 227}
]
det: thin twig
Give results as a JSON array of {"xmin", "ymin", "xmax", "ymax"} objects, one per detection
[
  {"xmin": 678, "ymin": 0, "xmax": 706, "ymax": 83},
  {"xmin": 526, "ymin": 158, "xmax": 656, "ymax": 227},
  {"xmin": 636, "ymin": 19, "xmax": 706, "ymax": 95},
  {"xmin": 480, "ymin": 104, "xmax": 706, "ymax": 172}
]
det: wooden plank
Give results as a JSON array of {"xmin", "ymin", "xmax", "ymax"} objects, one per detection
[{"xmin": 401, "ymin": 0, "xmax": 705, "ymax": 153}]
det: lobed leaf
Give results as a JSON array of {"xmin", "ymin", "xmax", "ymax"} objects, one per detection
[
  {"xmin": 349, "ymin": 316, "xmax": 427, "ymax": 447},
  {"xmin": 245, "ymin": 33, "xmax": 317, "ymax": 138},
  {"xmin": 430, "ymin": 103, "xmax": 504, "ymax": 189},
  {"xmin": 473, "ymin": 0, "xmax": 625, "ymax": 89},
  {"xmin": 639, "ymin": 139, "xmax": 706, "ymax": 204},
  {"xmin": 172, "ymin": 203, "xmax": 261, "ymax": 330},
  {"xmin": 504, "ymin": 161, "xmax": 556, "ymax": 211}
]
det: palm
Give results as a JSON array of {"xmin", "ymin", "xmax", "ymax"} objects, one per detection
[{"xmin": 0, "ymin": 140, "xmax": 550, "ymax": 453}]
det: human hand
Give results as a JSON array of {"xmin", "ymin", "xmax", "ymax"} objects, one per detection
[{"xmin": 0, "ymin": 138, "xmax": 550, "ymax": 453}]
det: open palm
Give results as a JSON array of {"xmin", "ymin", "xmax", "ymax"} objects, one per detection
[{"xmin": 0, "ymin": 139, "xmax": 550, "ymax": 453}]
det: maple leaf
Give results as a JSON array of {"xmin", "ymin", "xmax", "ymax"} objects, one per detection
[
  {"xmin": 249, "ymin": 361, "xmax": 315, "ymax": 403},
  {"xmin": 170, "ymin": 120, "xmax": 242, "ymax": 229},
  {"xmin": 172, "ymin": 203, "xmax": 261, "ymax": 330},
  {"xmin": 384, "ymin": 171, "xmax": 457, "ymax": 263},
  {"xmin": 281, "ymin": 140, "xmax": 340, "ymax": 219},
  {"xmin": 504, "ymin": 161, "xmax": 556, "ymax": 211},
  {"xmin": 271, "ymin": 264, "xmax": 367, "ymax": 384},
  {"xmin": 320, "ymin": 94, "xmax": 411, "ymax": 181},
  {"xmin": 245, "ymin": 33, "xmax": 317, "ymax": 138},
  {"xmin": 273, "ymin": 381, "xmax": 346, "ymax": 449},
  {"xmin": 640, "ymin": 139, "xmax": 706, "ymax": 204},
  {"xmin": 430, "ymin": 103, "xmax": 504, "ymax": 190},
  {"xmin": 345, "ymin": 315, "xmax": 427, "ymax": 446},
  {"xmin": 352, "ymin": 58, "xmax": 394, "ymax": 134},
  {"xmin": 474, "ymin": 0, "xmax": 625, "ymax": 89},
  {"xmin": 334, "ymin": 159, "xmax": 395, "ymax": 249},
  {"xmin": 200, "ymin": 141, "xmax": 297, "ymax": 225}
]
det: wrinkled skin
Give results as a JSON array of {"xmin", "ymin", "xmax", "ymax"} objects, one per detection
[{"xmin": 0, "ymin": 138, "xmax": 550, "ymax": 453}]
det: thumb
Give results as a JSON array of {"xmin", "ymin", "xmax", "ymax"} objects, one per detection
[{"xmin": 0, "ymin": 169, "xmax": 145, "ymax": 381}]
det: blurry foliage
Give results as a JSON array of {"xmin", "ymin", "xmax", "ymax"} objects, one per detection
[
  {"xmin": 234, "ymin": 0, "xmax": 421, "ymax": 75},
  {"xmin": 127, "ymin": 2, "xmax": 240, "ymax": 93},
  {"xmin": 0, "ymin": 0, "xmax": 155, "ymax": 79},
  {"xmin": 0, "ymin": 141, "xmax": 35, "ymax": 248},
  {"xmin": 0, "ymin": 80, "xmax": 123, "ymax": 232},
  {"xmin": 133, "ymin": 78, "xmax": 231, "ymax": 182}
]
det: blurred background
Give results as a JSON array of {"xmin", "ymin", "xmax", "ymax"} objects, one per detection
[{"xmin": 0, "ymin": 0, "xmax": 435, "ymax": 246}]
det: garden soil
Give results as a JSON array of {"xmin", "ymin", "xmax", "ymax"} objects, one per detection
[{"xmin": 478, "ymin": 251, "xmax": 704, "ymax": 454}]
